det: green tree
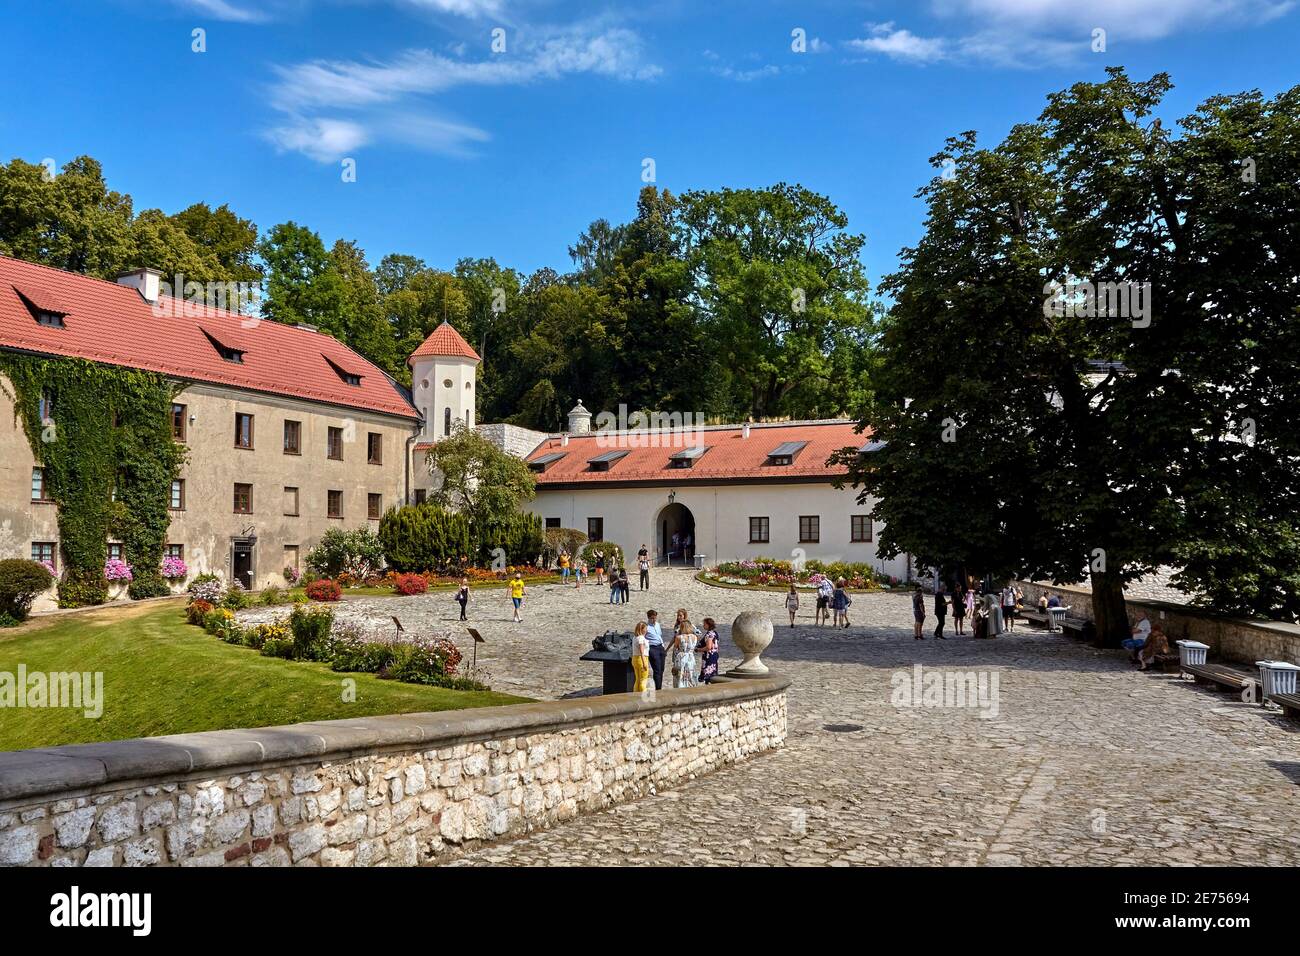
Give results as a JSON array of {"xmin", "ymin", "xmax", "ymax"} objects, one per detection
[
  {"xmin": 838, "ymin": 70, "xmax": 1300, "ymax": 641},
  {"xmin": 425, "ymin": 422, "xmax": 536, "ymax": 532}
]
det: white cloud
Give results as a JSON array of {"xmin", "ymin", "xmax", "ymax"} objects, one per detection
[
  {"xmin": 711, "ymin": 63, "xmax": 783, "ymax": 82},
  {"xmin": 399, "ymin": 0, "xmax": 505, "ymax": 17},
  {"xmin": 848, "ymin": 22, "xmax": 949, "ymax": 63},
  {"xmin": 171, "ymin": 0, "xmax": 272, "ymax": 22},
  {"xmin": 264, "ymin": 25, "xmax": 660, "ymax": 161}
]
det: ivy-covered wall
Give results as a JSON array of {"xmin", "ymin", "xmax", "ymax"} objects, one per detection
[{"xmin": 0, "ymin": 355, "xmax": 185, "ymax": 606}]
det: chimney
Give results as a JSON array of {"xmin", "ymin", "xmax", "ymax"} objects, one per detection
[
  {"xmin": 567, "ymin": 400, "xmax": 591, "ymax": 435},
  {"xmin": 742, "ymin": 422, "xmax": 751, "ymax": 439},
  {"xmin": 561, "ymin": 434, "xmax": 570, "ymax": 447},
  {"xmin": 117, "ymin": 268, "xmax": 162, "ymax": 304}
]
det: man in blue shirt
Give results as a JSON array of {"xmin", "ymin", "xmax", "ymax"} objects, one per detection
[{"xmin": 644, "ymin": 609, "xmax": 665, "ymax": 690}]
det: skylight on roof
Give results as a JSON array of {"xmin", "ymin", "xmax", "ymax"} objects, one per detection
[
  {"xmin": 587, "ymin": 450, "xmax": 629, "ymax": 472},
  {"xmin": 669, "ymin": 445, "xmax": 708, "ymax": 468},
  {"xmin": 529, "ymin": 451, "xmax": 566, "ymax": 473},
  {"xmin": 766, "ymin": 440, "xmax": 808, "ymax": 466},
  {"xmin": 201, "ymin": 328, "xmax": 244, "ymax": 364}
]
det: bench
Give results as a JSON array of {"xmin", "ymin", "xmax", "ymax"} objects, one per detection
[
  {"xmin": 1149, "ymin": 653, "xmax": 1181, "ymax": 674},
  {"xmin": 1269, "ymin": 691, "xmax": 1300, "ymax": 722},
  {"xmin": 1183, "ymin": 662, "xmax": 1263, "ymax": 701}
]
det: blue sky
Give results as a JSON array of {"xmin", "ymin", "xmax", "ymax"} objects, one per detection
[{"xmin": 1, "ymin": 0, "xmax": 1296, "ymax": 288}]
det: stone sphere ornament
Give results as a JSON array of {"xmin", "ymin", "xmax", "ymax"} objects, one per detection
[{"xmin": 727, "ymin": 610, "xmax": 774, "ymax": 677}]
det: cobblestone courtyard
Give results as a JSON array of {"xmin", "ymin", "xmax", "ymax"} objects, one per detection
[{"xmin": 265, "ymin": 572, "xmax": 1300, "ymax": 866}]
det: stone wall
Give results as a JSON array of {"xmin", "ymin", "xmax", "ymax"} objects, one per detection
[
  {"xmin": 1015, "ymin": 580, "xmax": 1300, "ymax": 666},
  {"xmin": 476, "ymin": 423, "xmax": 550, "ymax": 460},
  {"xmin": 0, "ymin": 677, "xmax": 788, "ymax": 867}
]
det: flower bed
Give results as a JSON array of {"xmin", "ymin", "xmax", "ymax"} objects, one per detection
[
  {"xmin": 699, "ymin": 558, "xmax": 899, "ymax": 591},
  {"xmin": 182, "ymin": 592, "xmax": 485, "ymax": 691}
]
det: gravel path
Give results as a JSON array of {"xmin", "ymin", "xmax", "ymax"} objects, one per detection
[{"xmin": 244, "ymin": 571, "xmax": 1300, "ymax": 865}]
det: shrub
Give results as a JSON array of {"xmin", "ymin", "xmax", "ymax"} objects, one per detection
[
  {"xmin": 222, "ymin": 580, "xmax": 252, "ymax": 610},
  {"xmin": 329, "ymin": 622, "xmax": 394, "ymax": 673},
  {"xmin": 0, "ymin": 557, "xmax": 56, "ymax": 621},
  {"xmin": 128, "ymin": 572, "xmax": 171, "ymax": 600},
  {"xmin": 579, "ymin": 540, "xmax": 623, "ymax": 570},
  {"xmin": 186, "ymin": 599, "xmax": 214, "ymax": 625},
  {"xmin": 393, "ymin": 572, "xmax": 428, "ymax": 596},
  {"xmin": 542, "ymin": 528, "xmax": 587, "ymax": 567},
  {"xmin": 259, "ymin": 585, "xmax": 288, "ymax": 606},
  {"xmin": 378, "ymin": 503, "xmax": 472, "ymax": 572},
  {"xmin": 245, "ymin": 620, "xmax": 289, "ymax": 651},
  {"xmin": 188, "ymin": 574, "xmax": 224, "ymax": 605},
  {"xmin": 306, "ymin": 528, "xmax": 385, "ymax": 579},
  {"xmin": 305, "ymin": 578, "xmax": 342, "ymax": 602},
  {"xmin": 261, "ymin": 636, "xmax": 295, "ymax": 659},
  {"xmin": 289, "ymin": 603, "xmax": 334, "ymax": 660},
  {"xmin": 475, "ymin": 511, "xmax": 545, "ymax": 568},
  {"xmin": 58, "ymin": 567, "xmax": 108, "ymax": 608},
  {"xmin": 283, "ymin": 565, "xmax": 301, "ymax": 585}
]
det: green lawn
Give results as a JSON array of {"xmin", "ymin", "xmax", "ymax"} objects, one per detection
[{"xmin": 0, "ymin": 599, "xmax": 527, "ymax": 752}]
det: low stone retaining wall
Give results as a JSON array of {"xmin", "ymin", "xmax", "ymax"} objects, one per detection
[
  {"xmin": 1016, "ymin": 580, "xmax": 1300, "ymax": 666},
  {"xmin": 0, "ymin": 676, "xmax": 788, "ymax": 867}
]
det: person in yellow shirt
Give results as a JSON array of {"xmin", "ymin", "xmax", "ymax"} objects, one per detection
[{"xmin": 507, "ymin": 570, "xmax": 525, "ymax": 622}]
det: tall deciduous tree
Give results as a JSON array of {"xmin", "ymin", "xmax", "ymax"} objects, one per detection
[
  {"xmin": 425, "ymin": 422, "xmax": 536, "ymax": 532},
  {"xmin": 837, "ymin": 70, "xmax": 1300, "ymax": 641}
]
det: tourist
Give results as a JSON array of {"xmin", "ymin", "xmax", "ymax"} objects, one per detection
[
  {"xmin": 1047, "ymin": 593, "xmax": 1061, "ymax": 608},
  {"xmin": 594, "ymin": 550, "xmax": 606, "ymax": 585},
  {"xmin": 617, "ymin": 568, "xmax": 630, "ymax": 604},
  {"xmin": 1001, "ymin": 584, "xmax": 1017, "ymax": 633},
  {"xmin": 455, "ymin": 576, "xmax": 470, "ymax": 621},
  {"xmin": 508, "ymin": 569, "xmax": 525, "ymax": 623},
  {"xmin": 1121, "ymin": 611, "xmax": 1153, "ymax": 662},
  {"xmin": 575, "ymin": 560, "xmax": 587, "ymax": 589},
  {"xmin": 683, "ymin": 532, "xmax": 693, "ymax": 562},
  {"xmin": 631, "ymin": 621, "xmax": 652, "ymax": 693},
  {"xmin": 697, "ymin": 618, "xmax": 720, "ymax": 684},
  {"xmin": 934, "ymin": 584, "xmax": 948, "ymax": 640},
  {"xmin": 608, "ymin": 566, "xmax": 621, "ymax": 604},
  {"xmin": 638, "ymin": 549, "xmax": 651, "ymax": 591},
  {"xmin": 784, "ymin": 583, "xmax": 800, "ymax": 626},
  {"xmin": 815, "ymin": 575, "xmax": 833, "ymax": 626},
  {"xmin": 952, "ymin": 587, "xmax": 966, "ymax": 635},
  {"xmin": 832, "ymin": 578, "xmax": 852, "ymax": 628},
  {"xmin": 671, "ymin": 531, "xmax": 681, "ymax": 562},
  {"xmin": 1136, "ymin": 624, "xmax": 1169, "ymax": 671},
  {"xmin": 912, "ymin": 586, "xmax": 925, "ymax": 640},
  {"xmin": 645, "ymin": 610, "xmax": 665, "ymax": 690},
  {"xmin": 671, "ymin": 610, "xmax": 699, "ymax": 688},
  {"xmin": 559, "ymin": 550, "xmax": 571, "ymax": 582}
]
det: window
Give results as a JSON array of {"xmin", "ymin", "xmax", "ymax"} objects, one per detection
[
  {"xmin": 367, "ymin": 432, "xmax": 382, "ymax": 465},
  {"xmin": 443, "ymin": 407, "xmax": 451, "ymax": 437},
  {"xmin": 669, "ymin": 446, "xmax": 708, "ymax": 469},
  {"xmin": 327, "ymin": 490, "xmax": 343, "ymax": 518},
  {"xmin": 171, "ymin": 403, "xmax": 186, "ymax": 441},
  {"xmin": 202, "ymin": 328, "xmax": 244, "ymax": 363},
  {"xmin": 851, "ymin": 515, "xmax": 872, "ymax": 543},
  {"xmin": 36, "ymin": 311, "xmax": 64, "ymax": 328},
  {"xmin": 545, "ymin": 517, "xmax": 561, "ymax": 530},
  {"xmin": 283, "ymin": 486, "xmax": 299, "ymax": 516},
  {"xmin": 413, "ymin": 489, "xmax": 427, "ymax": 505},
  {"xmin": 107, "ymin": 543, "xmax": 123, "ymax": 561},
  {"xmin": 165, "ymin": 544, "xmax": 184, "ymax": 561},
  {"xmin": 284, "ymin": 545, "xmax": 299, "ymax": 573},
  {"xmin": 749, "ymin": 516, "xmax": 770, "ymax": 544},
  {"xmin": 324, "ymin": 355, "xmax": 363, "ymax": 387},
  {"xmin": 529, "ymin": 452, "xmax": 566, "ymax": 473},
  {"xmin": 799, "ymin": 515, "xmax": 820, "ymax": 544},
  {"xmin": 234, "ymin": 413, "xmax": 254, "ymax": 449},
  {"xmin": 31, "ymin": 467, "xmax": 49, "ymax": 502},
  {"xmin": 587, "ymin": 517, "xmax": 604, "ymax": 541},
  {"xmin": 368, "ymin": 493, "xmax": 382, "ymax": 520},
  {"xmin": 233, "ymin": 483, "xmax": 252, "ymax": 514},
  {"xmin": 283, "ymin": 420, "xmax": 301, "ymax": 455},
  {"xmin": 32, "ymin": 542, "xmax": 56, "ymax": 572},
  {"xmin": 169, "ymin": 479, "xmax": 185, "ymax": 510},
  {"xmin": 766, "ymin": 441, "xmax": 808, "ymax": 467},
  {"xmin": 587, "ymin": 450, "xmax": 628, "ymax": 472},
  {"xmin": 327, "ymin": 426, "xmax": 343, "ymax": 461}
]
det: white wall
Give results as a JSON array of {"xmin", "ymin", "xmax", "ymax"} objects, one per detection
[{"xmin": 526, "ymin": 482, "xmax": 909, "ymax": 579}]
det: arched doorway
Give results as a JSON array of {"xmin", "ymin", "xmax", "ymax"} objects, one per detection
[{"xmin": 655, "ymin": 502, "xmax": 695, "ymax": 566}]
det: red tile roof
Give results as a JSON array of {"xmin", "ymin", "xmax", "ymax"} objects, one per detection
[
  {"xmin": 409, "ymin": 321, "xmax": 480, "ymax": 364},
  {"xmin": 525, "ymin": 420, "xmax": 868, "ymax": 485},
  {"xmin": 0, "ymin": 256, "xmax": 417, "ymax": 420}
]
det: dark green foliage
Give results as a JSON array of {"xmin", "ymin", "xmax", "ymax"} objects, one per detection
[
  {"xmin": 579, "ymin": 540, "xmax": 622, "ymax": 569},
  {"xmin": 0, "ymin": 355, "xmax": 184, "ymax": 607},
  {"xmin": 288, "ymin": 604, "xmax": 334, "ymax": 661},
  {"xmin": 473, "ymin": 511, "xmax": 544, "ymax": 567},
  {"xmin": 0, "ymin": 558, "xmax": 55, "ymax": 620},
  {"xmin": 378, "ymin": 503, "xmax": 472, "ymax": 571}
]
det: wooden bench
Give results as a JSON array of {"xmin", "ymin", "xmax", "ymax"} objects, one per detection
[
  {"xmin": 1149, "ymin": 652, "xmax": 1181, "ymax": 674},
  {"xmin": 1183, "ymin": 662, "xmax": 1263, "ymax": 700},
  {"xmin": 1268, "ymin": 691, "xmax": 1300, "ymax": 722}
]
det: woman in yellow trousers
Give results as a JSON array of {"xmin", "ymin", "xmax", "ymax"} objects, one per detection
[{"xmin": 631, "ymin": 621, "xmax": 652, "ymax": 693}]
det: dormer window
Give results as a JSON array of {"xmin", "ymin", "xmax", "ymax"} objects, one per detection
[
  {"xmin": 669, "ymin": 446, "xmax": 708, "ymax": 469},
  {"xmin": 765, "ymin": 441, "xmax": 807, "ymax": 467},
  {"xmin": 587, "ymin": 450, "xmax": 629, "ymax": 472},
  {"xmin": 201, "ymin": 328, "xmax": 244, "ymax": 364},
  {"xmin": 324, "ymin": 354, "xmax": 363, "ymax": 387},
  {"xmin": 14, "ymin": 286, "xmax": 68, "ymax": 328},
  {"xmin": 529, "ymin": 452, "xmax": 566, "ymax": 473},
  {"xmin": 37, "ymin": 311, "xmax": 65, "ymax": 328}
]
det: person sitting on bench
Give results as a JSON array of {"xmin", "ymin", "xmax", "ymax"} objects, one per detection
[
  {"xmin": 1136, "ymin": 624, "xmax": 1169, "ymax": 671},
  {"xmin": 1120, "ymin": 611, "xmax": 1153, "ymax": 661}
]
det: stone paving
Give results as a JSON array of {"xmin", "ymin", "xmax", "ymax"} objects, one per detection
[{"xmin": 247, "ymin": 571, "xmax": 1300, "ymax": 865}]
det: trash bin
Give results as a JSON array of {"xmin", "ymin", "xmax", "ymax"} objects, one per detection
[
  {"xmin": 1176, "ymin": 640, "xmax": 1209, "ymax": 667},
  {"xmin": 1047, "ymin": 607, "xmax": 1067, "ymax": 632},
  {"xmin": 694, "ymin": 553, "xmax": 707, "ymax": 570},
  {"xmin": 1256, "ymin": 660, "xmax": 1300, "ymax": 700}
]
